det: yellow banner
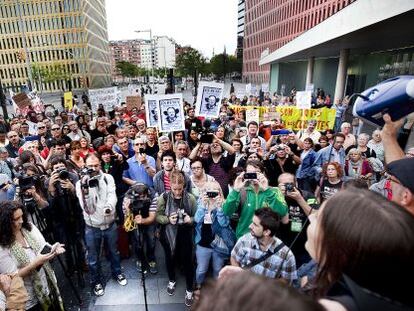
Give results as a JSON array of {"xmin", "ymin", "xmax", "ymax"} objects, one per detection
[
  {"xmin": 229, "ymin": 105, "xmax": 336, "ymax": 131},
  {"xmin": 64, "ymin": 91, "xmax": 73, "ymax": 110}
]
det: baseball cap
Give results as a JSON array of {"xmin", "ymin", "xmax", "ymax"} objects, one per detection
[{"xmin": 387, "ymin": 157, "xmax": 414, "ymax": 193}]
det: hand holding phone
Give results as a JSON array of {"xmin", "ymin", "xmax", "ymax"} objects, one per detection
[{"xmin": 244, "ymin": 172, "xmax": 257, "ymax": 180}]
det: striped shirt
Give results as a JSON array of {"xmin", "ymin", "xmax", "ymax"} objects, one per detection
[{"xmin": 231, "ymin": 233, "xmax": 298, "ymax": 282}]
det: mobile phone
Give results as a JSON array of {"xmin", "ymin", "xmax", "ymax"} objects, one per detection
[
  {"xmin": 248, "ymin": 148, "xmax": 257, "ymax": 153},
  {"xmin": 244, "ymin": 172, "xmax": 257, "ymax": 180},
  {"xmin": 206, "ymin": 191, "xmax": 219, "ymax": 198},
  {"xmin": 40, "ymin": 244, "xmax": 52, "ymax": 255},
  {"xmin": 139, "ymin": 148, "xmax": 146, "ymax": 154}
]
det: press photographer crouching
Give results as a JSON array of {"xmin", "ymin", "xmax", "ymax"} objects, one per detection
[
  {"xmin": 75, "ymin": 154, "xmax": 127, "ymax": 297},
  {"xmin": 45, "ymin": 157, "xmax": 85, "ymax": 274},
  {"xmin": 123, "ymin": 183, "xmax": 158, "ymax": 274}
]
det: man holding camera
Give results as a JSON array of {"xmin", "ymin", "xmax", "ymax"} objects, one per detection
[
  {"xmin": 277, "ymin": 173, "xmax": 318, "ymax": 268},
  {"xmin": 123, "ymin": 184, "xmax": 158, "ymax": 274},
  {"xmin": 123, "ymin": 138, "xmax": 156, "ymax": 188},
  {"xmin": 46, "ymin": 157, "xmax": 85, "ymax": 273},
  {"xmin": 75, "ymin": 154, "xmax": 127, "ymax": 297}
]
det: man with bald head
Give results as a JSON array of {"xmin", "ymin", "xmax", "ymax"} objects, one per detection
[{"xmin": 5, "ymin": 131, "xmax": 23, "ymax": 158}]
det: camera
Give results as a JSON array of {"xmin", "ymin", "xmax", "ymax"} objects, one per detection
[
  {"xmin": 127, "ymin": 184, "xmax": 151, "ymax": 218},
  {"xmin": 206, "ymin": 191, "xmax": 219, "ymax": 198},
  {"xmin": 285, "ymin": 183, "xmax": 294, "ymax": 192},
  {"xmin": 80, "ymin": 168, "xmax": 99, "ymax": 188},
  {"xmin": 55, "ymin": 167, "xmax": 69, "ymax": 180},
  {"xmin": 244, "ymin": 172, "xmax": 257, "ymax": 180},
  {"xmin": 177, "ymin": 209, "xmax": 186, "ymax": 225},
  {"xmin": 199, "ymin": 119, "xmax": 214, "ymax": 144},
  {"xmin": 139, "ymin": 148, "xmax": 146, "ymax": 154},
  {"xmin": 104, "ymin": 208, "xmax": 111, "ymax": 215}
]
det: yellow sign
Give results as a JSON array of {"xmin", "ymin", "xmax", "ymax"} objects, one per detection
[
  {"xmin": 229, "ymin": 105, "xmax": 336, "ymax": 131},
  {"xmin": 64, "ymin": 92, "xmax": 73, "ymax": 110}
]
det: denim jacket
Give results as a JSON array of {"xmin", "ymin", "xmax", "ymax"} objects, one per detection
[
  {"xmin": 194, "ymin": 201, "xmax": 236, "ymax": 255},
  {"xmin": 296, "ymin": 149, "xmax": 317, "ymax": 179},
  {"xmin": 312, "ymin": 145, "xmax": 346, "ymax": 180}
]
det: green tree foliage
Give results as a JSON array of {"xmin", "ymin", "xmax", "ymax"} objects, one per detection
[
  {"xmin": 175, "ymin": 47, "xmax": 207, "ymax": 77},
  {"xmin": 116, "ymin": 61, "xmax": 140, "ymax": 78},
  {"xmin": 208, "ymin": 54, "xmax": 242, "ymax": 78},
  {"xmin": 32, "ymin": 62, "xmax": 72, "ymax": 89}
]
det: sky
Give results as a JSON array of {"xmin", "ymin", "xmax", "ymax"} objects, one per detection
[{"xmin": 106, "ymin": 0, "xmax": 238, "ymax": 59}]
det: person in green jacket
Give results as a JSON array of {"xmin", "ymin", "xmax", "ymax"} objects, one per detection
[{"xmin": 223, "ymin": 160, "xmax": 288, "ymax": 239}]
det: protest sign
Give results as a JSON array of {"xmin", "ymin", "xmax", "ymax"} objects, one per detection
[
  {"xmin": 126, "ymin": 96, "xmax": 142, "ymax": 110},
  {"xmin": 145, "ymin": 95, "xmax": 159, "ymax": 128},
  {"xmin": 89, "ymin": 87, "xmax": 118, "ymax": 112},
  {"xmin": 12, "ymin": 91, "xmax": 44, "ymax": 116},
  {"xmin": 12, "ymin": 93, "xmax": 31, "ymax": 109},
  {"xmin": 229, "ymin": 105, "xmax": 336, "ymax": 131},
  {"xmin": 296, "ymin": 91, "xmax": 312, "ymax": 109},
  {"xmin": 195, "ymin": 82, "xmax": 224, "ymax": 118},
  {"xmin": 64, "ymin": 92, "xmax": 73, "ymax": 110},
  {"xmin": 245, "ymin": 108, "xmax": 260, "ymax": 125},
  {"xmin": 158, "ymin": 94, "xmax": 185, "ymax": 132},
  {"xmin": 261, "ymin": 83, "xmax": 269, "ymax": 93}
]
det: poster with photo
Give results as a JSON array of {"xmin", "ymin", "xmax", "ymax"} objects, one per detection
[
  {"xmin": 195, "ymin": 82, "xmax": 224, "ymax": 118},
  {"xmin": 145, "ymin": 95, "xmax": 160, "ymax": 128},
  {"xmin": 158, "ymin": 94, "xmax": 185, "ymax": 132}
]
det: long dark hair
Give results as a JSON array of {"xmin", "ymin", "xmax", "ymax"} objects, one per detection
[
  {"xmin": 0, "ymin": 201, "xmax": 32, "ymax": 247},
  {"xmin": 314, "ymin": 189, "xmax": 414, "ymax": 306}
]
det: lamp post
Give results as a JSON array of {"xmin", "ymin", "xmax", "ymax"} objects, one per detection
[{"xmin": 135, "ymin": 29, "xmax": 155, "ymax": 93}]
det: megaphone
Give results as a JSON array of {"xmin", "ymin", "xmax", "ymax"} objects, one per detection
[{"xmin": 352, "ymin": 75, "xmax": 414, "ymax": 127}]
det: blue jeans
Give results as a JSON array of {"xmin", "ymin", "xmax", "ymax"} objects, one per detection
[
  {"xmin": 195, "ymin": 245, "xmax": 226, "ymax": 286},
  {"xmin": 85, "ymin": 223, "xmax": 122, "ymax": 286}
]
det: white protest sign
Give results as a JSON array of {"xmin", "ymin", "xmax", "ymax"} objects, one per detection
[
  {"xmin": 89, "ymin": 87, "xmax": 119, "ymax": 112},
  {"xmin": 245, "ymin": 109, "xmax": 260, "ymax": 125},
  {"xmin": 261, "ymin": 83, "xmax": 269, "ymax": 93},
  {"xmin": 195, "ymin": 82, "xmax": 224, "ymax": 118},
  {"xmin": 296, "ymin": 91, "xmax": 312, "ymax": 109},
  {"xmin": 306, "ymin": 84, "xmax": 314, "ymax": 92},
  {"xmin": 145, "ymin": 95, "xmax": 160, "ymax": 128},
  {"xmin": 157, "ymin": 94, "xmax": 185, "ymax": 132},
  {"xmin": 246, "ymin": 83, "xmax": 252, "ymax": 95}
]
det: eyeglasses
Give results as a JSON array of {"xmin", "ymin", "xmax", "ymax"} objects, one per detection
[
  {"xmin": 51, "ymin": 128, "xmax": 60, "ymax": 131},
  {"xmin": 135, "ymin": 143, "xmax": 145, "ymax": 146},
  {"xmin": 37, "ymin": 126, "xmax": 46, "ymax": 129},
  {"xmin": 191, "ymin": 166, "xmax": 202, "ymax": 170}
]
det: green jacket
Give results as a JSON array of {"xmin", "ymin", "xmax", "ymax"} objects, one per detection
[{"xmin": 223, "ymin": 186, "xmax": 287, "ymax": 238}]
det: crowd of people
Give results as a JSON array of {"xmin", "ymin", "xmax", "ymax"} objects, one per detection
[{"xmin": 0, "ymin": 88, "xmax": 413, "ymax": 311}]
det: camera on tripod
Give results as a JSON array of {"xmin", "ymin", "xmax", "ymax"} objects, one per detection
[
  {"xmin": 127, "ymin": 184, "xmax": 151, "ymax": 218},
  {"xmin": 18, "ymin": 175, "xmax": 38, "ymax": 213}
]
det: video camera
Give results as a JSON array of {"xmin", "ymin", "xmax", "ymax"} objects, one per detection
[
  {"xmin": 55, "ymin": 167, "xmax": 70, "ymax": 180},
  {"xmin": 18, "ymin": 175, "xmax": 38, "ymax": 213},
  {"xmin": 198, "ymin": 119, "xmax": 214, "ymax": 144},
  {"xmin": 127, "ymin": 183, "xmax": 151, "ymax": 218},
  {"xmin": 80, "ymin": 167, "xmax": 100, "ymax": 188}
]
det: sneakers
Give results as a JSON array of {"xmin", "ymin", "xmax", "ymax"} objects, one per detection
[
  {"xmin": 185, "ymin": 290, "xmax": 194, "ymax": 307},
  {"xmin": 167, "ymin": 281, "xmax": 176, "ymax": 296},
  {"xmin": 116, "ymin": 273, "xmax": 128, "ymax": 286},
  {"xmin": 149, "ymin": 261, "xmax": 158, "ymax": 274},
  {"xmin": 93, "ymin": 283, "xmax": 104, "ymax": 296}
]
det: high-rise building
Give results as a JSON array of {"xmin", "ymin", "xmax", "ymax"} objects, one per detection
[
  {"xmin": 0, "ymin": 0, "xmax": 111, "ymax": 92},
  {"xmin": 237, "ymin": 0, "xmax": 245, "ymax": 61},
  {"xmin": 109, "ymin": 39, "xmax": 142, "ymax": 81},
  {"xmin": 154, "ymin": 36, "xmax": 176, "ymax": 69},
  {"xmin": 243, "ymin": 0, "xmax": 355, "ymax": 84}
]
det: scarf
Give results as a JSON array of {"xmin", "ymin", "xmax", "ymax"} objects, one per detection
[
  {"xmin": 10, "ymin": 229, "xmax": 64, "ymax": 311},
  {"xmin": 347, "ymin": 159, "xmax": 362, "ymax": 178},
  {"xmin": 164, "ymin": 191, "xmax": 192, "ymax": 255}
]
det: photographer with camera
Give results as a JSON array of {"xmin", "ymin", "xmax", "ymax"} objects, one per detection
[
  {"xmin": 222, "ymin": 160, "xmax": 288, "ymax": 239},
  {"xmin": 156, "ymin": 170, "xmax": 197, "ymax": 307},
  {"xmin": 277, "ymin": 173, "xmax": 318, "ymax": 268},
  {"xmin": 123, "ymin": 183, "xmax": 158, "ymax": 274},
  {"xmin": 46, "ymin": 157, "xmax": 85, "ymax": 273},
  {"xmin": 75, "ymin": 154, "xmax": 127, "ymax": 297}
]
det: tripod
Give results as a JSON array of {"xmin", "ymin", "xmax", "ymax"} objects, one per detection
[
  {"xmin": 136, "ymin": 225, "xmax": 149, "ymax": 311},
  {"xmin": 26, "ymin": 201, "xmax": 83, "ymax": 306}
]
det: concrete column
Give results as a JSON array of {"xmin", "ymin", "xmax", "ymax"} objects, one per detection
[
  {"xmin": 305, "ymin": 57, "xmax": 314, "ymax": 87},
  {"xmin": 334, "ymin": 49, "xmax": 349, "ymax": 102}
]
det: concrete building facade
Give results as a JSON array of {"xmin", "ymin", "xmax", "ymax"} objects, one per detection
[{"xmin": 0, "ymin": 0, "xmax": 111, "ymax": 92}]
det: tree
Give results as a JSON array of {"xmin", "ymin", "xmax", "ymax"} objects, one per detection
[
  {"xmin": 32, "ymin": 62, "xmax": 72, "ymax": 91},
  {"xmin": 208, "ymin": 54, "xmax": 242, "ymax": 79},
  {"xmin": 175, "ymin": 47, "xmax": 207, "ymax": 77},
  {"xmin": 116, "ymin": 61, "xmax": 140, "ymax": 80}
]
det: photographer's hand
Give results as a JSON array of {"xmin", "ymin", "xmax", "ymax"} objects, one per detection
[
  {"xmin": 60, "ymin": 179, "xmax": 74, "ymax": 192},
  {"xmin": 257, "ymin": 173, "xmax": 269, "ymax": 191},
  {"xmin": 286, "ymin": 187, "xmax": 303, "ymax": 201},
  {"xmin": 183, "ymin": 214, "xmax": 192, "ymax": 224},
  {"xmin": 233, "ymin": 172, "xmax": 246, "ymax": 192},
  {"xmin": 169, "ymin": 213, "xmax": 178, "ymax": 225},
  {"xmin": 134, "ymin": 215, "xmax": 143, "ymax": 224}
]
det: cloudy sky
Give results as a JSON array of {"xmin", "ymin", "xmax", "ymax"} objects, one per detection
[{"xmin": 106, "ymin": 0, "xmax": 238, "ymax": 59}]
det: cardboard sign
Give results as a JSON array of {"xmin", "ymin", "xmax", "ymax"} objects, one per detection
[
  {"xmin": 12, "ymin": 93, "xmax": 31, "ymax": 109},
  {"xmin": 126, "ymin": 96, "xmax": 142, "ymax": 110},
  {"xmin": 64, "ymin": 92, "xmax": 73, "ymax": 110},
  {"xmin": 245, "ymin": 108, "xmax": 260, "ymax": 125}
]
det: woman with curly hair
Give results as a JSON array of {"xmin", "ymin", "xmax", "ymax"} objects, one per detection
[
  {"xmin": 315, "ymin": 162, "xmax": 343, "ymax": 203},
  {"xmin": 0, "ymin": 201, "xmax": 65, "ymax": 311}
]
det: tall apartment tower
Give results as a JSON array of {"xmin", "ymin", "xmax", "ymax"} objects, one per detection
[{"xmin": 0, "ymin": 0, "xmax": 111, "ymax": 92}]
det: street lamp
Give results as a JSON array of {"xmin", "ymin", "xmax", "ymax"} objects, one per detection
[{"xmin": 135, "ymin": 29, "xmax": 155, "ymax": 93}]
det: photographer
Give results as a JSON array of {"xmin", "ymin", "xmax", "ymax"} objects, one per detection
[
  {"xmin": 123, "ymin": 184, "xmax": 158, "ymax": 274},
  {"xmin": 277, "ymin": 173, "xmax": 318, "ymax": 268},
  {"xmin": 75, "ymin": 154, "xmax": 127, "ymax": 297},
  {"xmin": 222, "ymin": 160, "xmax": 287, "ymax": 239},
  {"xmin": 46, "ymin": 157, "xmax": 84, "ymax": 272},
  {"xmin": 156, "ymin": 170, "xmax": 197, "ymax": 307}
]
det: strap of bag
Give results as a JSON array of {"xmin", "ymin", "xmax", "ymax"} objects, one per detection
[{"xmin": 243, "ymin": 242, "xmax": 285, "ymax": 269}]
